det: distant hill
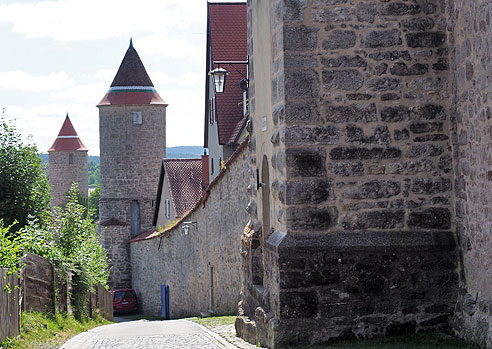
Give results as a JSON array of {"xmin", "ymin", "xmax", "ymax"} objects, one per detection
[{"xmin": 39, "ymin": 146, "xmax": 204, "ymax": 164}]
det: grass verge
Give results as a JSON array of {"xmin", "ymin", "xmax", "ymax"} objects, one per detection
[
  {"xmin": 187, "ymin": 315, "xmax": 237, "ymax": 328},
  {"xmin": 1, "ymin": 311, "xmax": 112, "ymax": 349}
]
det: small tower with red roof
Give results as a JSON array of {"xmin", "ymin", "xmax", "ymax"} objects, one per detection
[
  {"xmin": 97, "ymin": 39, "xmax": 167, "ymax": 289},
  {"xmin": 48, "ymin": 114, "xmax": 88, "ymax": 207}
]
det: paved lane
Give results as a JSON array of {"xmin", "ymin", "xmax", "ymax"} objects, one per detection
[{"xmin": 61, "ymin": 319, "xmax": 237, "ymax": 349}]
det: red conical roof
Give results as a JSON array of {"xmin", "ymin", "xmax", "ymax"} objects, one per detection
[
  {"xmin": 48, "ymin": 114, "xmax": 88, "ymax": 152},
  {"xmin": 98, "ymin": 39, "xmax": 166, "ymax": 106}
]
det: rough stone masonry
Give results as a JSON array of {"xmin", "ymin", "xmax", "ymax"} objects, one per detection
[{"xmin": 237, "ymin": 0, "xmax": 463, "ymax": 347}]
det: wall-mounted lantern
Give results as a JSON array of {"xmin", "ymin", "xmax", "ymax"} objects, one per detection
[
  {"xmin": 209, "ymin": 67, "xmax": 229, "ymax": 94},
  {"xmin": 182, "ymin": 221, "xmax": 198, "ymax": 235}
]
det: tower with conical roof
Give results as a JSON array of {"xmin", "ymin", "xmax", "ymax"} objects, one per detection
[
  {"xmin": 48, "ymin": 114, "xmax": 88, "ymax": 207},
  {"xmin": 98, "ymin": 40, "xmax": 167, "ymax": 289}
]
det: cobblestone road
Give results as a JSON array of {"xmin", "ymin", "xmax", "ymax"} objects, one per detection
[{"xmin": 61, "ymin": 319, "xmax": 260, "ymax": 349}]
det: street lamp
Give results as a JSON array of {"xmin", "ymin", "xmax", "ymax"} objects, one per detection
[
  {"xmin": 209, "ymin": 59, "xmax": 248, "ymax": 94},
  {"xmin": 209, "ymin": 67, "xmax": 229, "ymax": 94}
]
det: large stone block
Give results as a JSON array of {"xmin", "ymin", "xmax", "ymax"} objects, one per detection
[
  {"xmin": 342, "ymin": 210, "xmax": 405, "ymax": 230},
  {"xmin": 286, "ymin": 148, "xmax": 326, "ymax": 177},
  {"xmin": 406, "ymin": 32, "xmax": 446, "ymax": 48},
  {"xmin": 407, "ymin": 208, "xmax": 451, "ymax": 229},
  {"xmin": 285, "ymin": 69, "xmax": 320, "ymax": 98},
  {"xmin": 322, "ymin": 70, "xmax": 364, "ymax": 91},
  {"xmin": 322, "ymin": 30, "xmax": 356, "ymax": 50},
  {"xmin": 285, "ymin": 125, "xmax": 339, "ymax": 145},
  {"xmin": 363, "ymin": 29, "xmax": 402, "ymax": 48},
  {"xmin": 286, "ymin": 206, "xmax": 338, "ymax": 231},
  {"xmin": 324, "ymin": 104, "xmax": 377, "ymax": 123},
  {"xmin": 284, "ymin": 25, "xmax": 319, "ymax": 51},
  {"xmin": 340, "ymin": 180, "xmax": 401, "ymax": 200},
  {"xmin": 279, "ymin": 179, "xmax": 335, "ymax": 204},
  {"xmin": 330, "ymin": 147, "xmax": 401, "ymax": 160}
]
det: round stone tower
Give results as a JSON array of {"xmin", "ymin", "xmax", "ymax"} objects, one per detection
[
  {"xmin": 48, "ymin": 114, "xmax": 88, "ymax": 207},
  {"xmin": 97, "ymin": 39, "xmax": 167, "ymax": 289}
]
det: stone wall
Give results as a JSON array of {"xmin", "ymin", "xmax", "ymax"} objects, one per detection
[
  {"xmin": 98, "ymin": 104, "xmax": 166, "ymax": 289},
  {"xmin": 237, "ymin": 0, "xmax": 459, "ymax": 347},
  {"xmin": 49, "ymin": 150, "xmax": 88, "ymax": 207},
  {"xmin": 130, "ymin": 142, "xmax": 249, "ymax": 318},
  {"xmin": 448, "ymin": 1, "xmax": 492, "ymax": 347}
]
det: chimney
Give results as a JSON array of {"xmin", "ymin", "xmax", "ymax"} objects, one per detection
[{"xmin": 201, "ymin": 154, "xmax": 210, "ymax": 188}]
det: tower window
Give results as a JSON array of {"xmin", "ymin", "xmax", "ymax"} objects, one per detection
[
  {"xmin": 131, "ymin": 201, "xmax": 140, "ymax": 237},
  {"xmin": 68, "ymin": 154, "xmax": 73, "ymax": 164},
  {"xmin": 133, "ymin": 111, "xmax": 142, "ymax": 124}
]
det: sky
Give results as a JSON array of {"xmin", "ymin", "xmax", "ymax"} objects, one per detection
[{"xmin": 0, "ymin": 0, "xmax": 244, "ymax": 155}]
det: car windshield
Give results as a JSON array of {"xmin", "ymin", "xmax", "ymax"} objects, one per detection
[{"xmin": 114, "ymin": 291, "xmax": 135, "ymax": 302}]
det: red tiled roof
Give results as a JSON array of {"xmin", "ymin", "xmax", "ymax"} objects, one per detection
[
  {"xmin": 208, "ymin": 3, "xmax": 247, "ymax": 145},
  {"xmin": 132, "ymin": 136, "xmax": 249, "ymax": 244},
  {"xmin": 48, "ymin": 115, "xmax": 87, "ymax": 152},
  {"xmin": 98, "ymin": 40, "xmax": 166, "ymax": 106},
  {"xmin": 164, "ymin": 158, "xmax": 203, "ymax": 218}
]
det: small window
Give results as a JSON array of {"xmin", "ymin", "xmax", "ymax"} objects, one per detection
[
  {"xmin": 165, "ymin": 199, "xmax": 170, "ymax": 219},
  {"xmin": 209, "ymin": 98, "xmax": 216, "ymax": 124},
  {"xmin": 132, "ymin": 111, "xmax": 142, "ymax": 124},
  {"xmin": 211, "ymin": 158, "xmax": 214, "ymax": 175},
  {"xmin": 68, "ymin": 154, "xmax": 73, "ymax": 164}
]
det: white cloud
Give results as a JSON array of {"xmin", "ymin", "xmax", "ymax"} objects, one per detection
[
  {"xmin": 0, "ymin": 0, "xmax": 206, "ymax": 42},
  {"xmin": 5, "ymin": 104, "xmax": 99, "ymax": 155},
  {"xmin": 138, "ymin": 33, "xmax": 204, "ymax": 59},
  {"xmin": 0, "ymin": 71, "xmax": 74, "ymax": 92}
]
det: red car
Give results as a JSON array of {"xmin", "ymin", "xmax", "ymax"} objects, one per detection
[{"xmin": 111, "ymin": 288, "xmax": 138, "ymax": 314}]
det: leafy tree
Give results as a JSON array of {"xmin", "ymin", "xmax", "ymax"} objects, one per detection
[
  {"xmin": 0, "ymin": 118, "xmax": 50, "ymax": 233},
  {"xmin": 21, "ymin": 183, "xmax": 109, "ymax": 320}
]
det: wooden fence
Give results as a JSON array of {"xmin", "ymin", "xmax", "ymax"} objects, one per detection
[
  {"xmin": 0, "ymin": 268, "xmax": 22, "ymax": 344},
  {"xmin": 88, "ymin": 284, "xmax": 113, "ymax": 321},
  {"xmin": 1, "ymin": 254, "xmax": 113, "ymax": 343}
]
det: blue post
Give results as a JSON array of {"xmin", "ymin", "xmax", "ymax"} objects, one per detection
[
  {"xmin": 161, "ymin": 284, "xmax": 167, "ymax": 319},
  {"xmin": 165, "ymin": 285, "xmax": 171, "ymax": 320}
]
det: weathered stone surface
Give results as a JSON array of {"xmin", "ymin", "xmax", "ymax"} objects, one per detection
[
  {"xmin": 381, "ymin": 3, "xmax": 421, "ymax": 16},
  {"xmin": 313, "ymin": 0, "xmax": 346, "ymax": 4},
  {"xmin": 387, "ymin": 159, "xmax": 435, "ymax": 175},
  {"xmin": 390, "ymin": 63, "xmax": 429, "ymax": 76},
  {"xmin": 402, "ymin": 17, "xmax": 435, "ymax": 31},
  {"xmin": 411, "ymin": 178, "xmax": 451, "ymax": 195},
  {"xmin": 345, "ymin": 125, "xmax": 392, "ymax": 145},
  {"xmin": 279, "ymin": 179, "xmax": 335, "ymax": 205},
  {"xmin": 381, "ymin": 105, "xmax": 446, "ymax": 122},
  {"xmin": 285, "ymin": 101, "xmax": 320, "ymax": 123},
  {"xmin": 284, "ymin": 25, "xmax": 319, "ymax": 51},
  {"xmin": 285, "ymin": 53, "xmax": 318, "ymax": 68},
  {"xmin": 283, "ymin": 0, "xmax": 308, "ymax": 21},
  {"xmin": 285, "ymin": 69, "xmax": 319, "ymax": 98},
  {"xmin": 321, "ymin": 55, "xmax": 367, "ymax": 68},
  {"xmin": 322, "ymin": 30, "xmax": 356, "ymax": 50},
  {"xmin": 324, "ymin": 104, "xmax": 377, "ymax": 123},
  {"xmin": 341, "ymin": 180, "xmax": 401, "ymax": 199},
  {"xmin": 357, "ymin": 3, "xmax": 377, "ymax": 23},
  {"xmin": 406, "ymin": 32, "xmax": 446, "ymax": 48},
  {"xmin": 407, "ymin": 208, "xmax": 451, "ymax": 229},
  {"xmin": 286, "ymin": 206, "xmax": 338, "ymax": 231},
  {"xmin": 313, "ymin": 7, "xmax": 351, "ymax": 22},
  {"xmin": 394, "ymin": 129, "xmax": 410, "ymax": 140},
  {"xmin": 374, "ymin": 63, "xmax": 388, "ymax": 76},
  {"xmin": 280, "ymin": 290, "xmax": 318, "ymax": 318},
  {"xmin": 368, "ymin": 50, "xmax": 411, "ymax": 61},
  {"xmin": 413, "ymin": 134, "xmax": 448, "ymax": 142},
  {"xmin": 342, "ymin": 210, "xmax": 405, "ymax": 230},
  {"xmin": 328, "ymin": 162, "xmax": 364, "ymax": 176},
  {"xmin": 382, "ymin": 94, "xmax": 401, "ymax": 102},
  {"xmin": 410, "ymin": 122, "xmax": 443, "ymax": 134},
  {"xmin": 408, "ymin": 144, "xmax": 444, "ymax": 157},
  {"xmin": 322, "ymin": 69, "xmax": 364, "ymax": 91},
  {"xmin": 346, "ymin": 93, "xmax": 373, "ymax": 100},
  {"xmin": 286, "ymin": 148, "xmax": 326, "ymax": 177},
  {"xmin": 285, "ymin": 125, "xmax": 339, "ymax": 145},
  {"xmin": 368, "ymin": 77, "xmax": 402, "ymax": 91},
  {"xmin": 432, "ymin": 58, "xmax": 449, "ymax": 71},
  {"xmin": 363, "ymin": 29, "xmax": 402, "ymax": 48},
  {"xmin": 330, "ymin": 147, "xmax": 402, "ymax": 160}
]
